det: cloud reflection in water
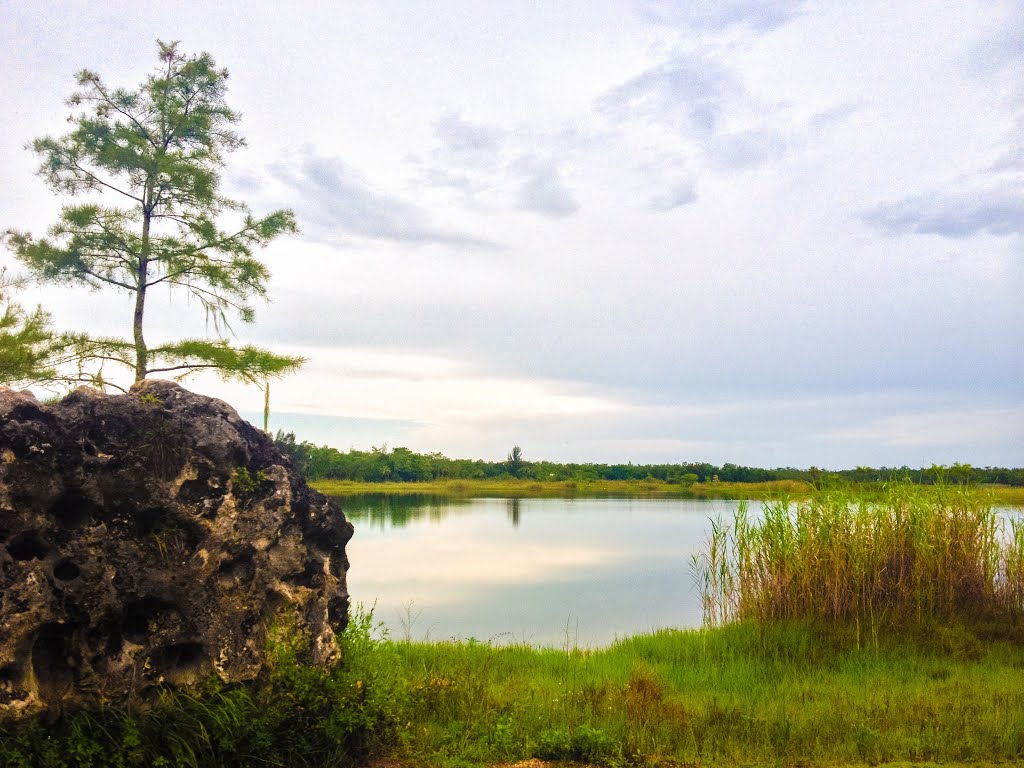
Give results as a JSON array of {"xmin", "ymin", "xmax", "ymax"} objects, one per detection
[{"xmin": 344, "ymin": 497, "xmax": 739, "ymax": 647}]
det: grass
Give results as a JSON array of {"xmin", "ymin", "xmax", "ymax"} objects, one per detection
[
  {"xmin": 313, "ymin": 477, "xmax": 1024, "ymax": 506},
  {"xmin": 694, "ymin": 483, "xmax": 1024, "ymax": 632},
  {"xmin": 4, "ymin": 484, "xmax": 1024, "ymax": 767},
  {"xmin": 313, "ymin": 477, "xmax": 815, "ymax": 500},
  {"xmin": 381, "ymin": 620, "xmax": 1024, "ymax": 767},
  {"xmin": 7, "ymin": 616, "xmax": 1024, "ymax": 767}
]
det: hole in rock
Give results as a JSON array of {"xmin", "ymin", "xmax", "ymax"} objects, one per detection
[
  {"xmin": 122, "ymin": 597, "xmax": 178, "ymax": 643},
  {"xmin": 134, "ymin": 510, "xmax": 200, "ymax": 557},
  {"xmin": 31, "ymin": 623, "xmax": 76, "ymax": 701},
  {"xmin": 285, "ymin": 560, "xmax": 323, "ymax": 589},
  {"xmin": 8, "ymin": 534, "xmax": 49, "ymax": 561},
  {"xmin": 240, "ymin": 612, "xmax": 259, "ymax": 634},
  {"xmin": 53, "ymin": 559, "xmax": 81, "ymax": 581},
  {"xmin": 48, "ymin": 490, "xmax": 93, "ymax": 529},
  {"xmin": 178, "ymin": 467, "xmax": 227, "ymax": 507},
  {"xmin": 218, "ymin": 545, "xmax": 256, "ymax": 581},
  {"xmin": 263, "ymin": 588, "xmax": 287, "ymax": 617},
  {"xmin": 134, "ymin": 507, "xmax": 171, "ymax": 537},
  {"xmin": 150, "ymin": 642, "xmax": 204, "ymax": 673},
  {"xmin": 328, "ymin": 596, "xmax": 348, "ymax": 627}
]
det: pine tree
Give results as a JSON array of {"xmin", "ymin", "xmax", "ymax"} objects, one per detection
[{"xmin": 5, "ymin": 41, "xmax": 302, "ymax": 390}]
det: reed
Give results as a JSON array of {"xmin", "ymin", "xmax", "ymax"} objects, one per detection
[{"xmin": 695, "ymin": 482, "xmax": 1024, "ymax": 632}]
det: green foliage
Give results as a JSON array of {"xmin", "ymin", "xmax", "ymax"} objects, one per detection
[
  {"xmin": 4, "ymin": 41, "xmax": 302, "ymax": 386},
  {"xmin": 506, "ymin": 445, "xmax": 526, "ymax": 478},
  {"xmin": 680, "ymin": 472, "xmax": 699, "ymax": 486},
  {"xmin": 537, "ymin": 724, "xmax": 618, "ymax": 763},
  {"xmin": 273, "ymin": 432, "xmax": 1024, "ymax": 488},
  {"xmin": 0, "ymin": 268, "xmax": 57, "ymax": 386},
  {"xmin": 230, "ymin": 466, "xmax": 266, "ymax": 496}
]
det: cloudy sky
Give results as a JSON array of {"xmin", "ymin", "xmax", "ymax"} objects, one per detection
[{"xmin": 2, "ymin": 1, "xmax": 1021, "ymax": 469}]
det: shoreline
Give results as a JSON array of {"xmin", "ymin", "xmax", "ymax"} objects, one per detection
[{"xmin": 313, "ymin": 477, "xmax": 1024, "ymax": 506}]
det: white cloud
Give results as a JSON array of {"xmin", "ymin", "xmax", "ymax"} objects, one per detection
[
  {"xmin": 864, "ymin": 177, "xmax": 1024, "ymax": 239},
  {"xmin": 515, "ymin": 162, "xmax": 580, "ymax": 218},
  {"xmin": 649, "ymin": 181, "xmax": 697, "ymax": 211},
  {"xmin": 266, "ymin": 146, "xmax": 496, "ymax": 248},
  {"xmin": 433, "ymin": 110, "xmax": 505, "ymax": 166},
  {"xmin": 639, "ymin": 0, "xmax": 806, "ymax": 31},
  {"xmin": 596, "ymin": 51, "xmax": 740, "ymax": 138}
]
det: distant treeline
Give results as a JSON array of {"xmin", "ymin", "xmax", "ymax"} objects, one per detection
[{"xmin": 273, "ymin": 432, "xmax": 1024, "ymax": 487}]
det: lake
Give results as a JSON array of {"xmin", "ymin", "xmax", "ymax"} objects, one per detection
[{"xmin": 337, "ymin": 495, "xmax": 743, "ymax": 648}]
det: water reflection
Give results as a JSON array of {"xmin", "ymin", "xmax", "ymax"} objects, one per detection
[
  {"xmin": 507, "ymin": 498, "xmax": 521, "ymax": 527},
  {"xmin": 341, "ymin": 494, "xmax": 474, "ymax": 529},
  {"xmin": 337, "ymin": 495, "xmax": 741, "ymax": 647}
]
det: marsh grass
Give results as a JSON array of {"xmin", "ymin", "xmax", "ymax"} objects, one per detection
[
  {"xmin": 313, "ymin": 477, "xmax": 814, "ymax": 500},
  {"xmin": 694, "ymin": 482, "xmax": 1024, "ymax": 633}
]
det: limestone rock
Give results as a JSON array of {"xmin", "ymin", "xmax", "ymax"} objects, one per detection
[{"xmin": 0, "ymin": 380, "xmax": 353, "ymax": 717}]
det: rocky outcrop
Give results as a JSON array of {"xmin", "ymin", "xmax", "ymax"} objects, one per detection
[{"xmin": 0, "ymin": 380, "xmax": 353, "ymax": 718}]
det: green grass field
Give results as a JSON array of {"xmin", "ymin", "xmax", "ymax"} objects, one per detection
[{"xmin": 381, "ymin": 619, "xmax": 1024, "ymax": 767}]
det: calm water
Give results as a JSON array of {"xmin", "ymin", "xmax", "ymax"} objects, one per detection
[{"xmin": 338, "ymin": 495, "xmax": 742, "ymax": 648}]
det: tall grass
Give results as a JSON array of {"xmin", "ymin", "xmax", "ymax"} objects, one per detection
[{"xmin": 694, "ymin": 482, "xmax": 1024, "ymax": 631}]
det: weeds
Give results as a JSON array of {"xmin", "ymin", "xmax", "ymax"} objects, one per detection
[
  {"xmin": 231, "ymin": 466, "xmax": 267, "ymax": 496},
  {"xmin": 694, "ymin": 482, "xmax": 1024, "ymax": 632}
]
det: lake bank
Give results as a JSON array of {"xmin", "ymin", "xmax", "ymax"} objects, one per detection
[
  {"xmin": 314, "ymin": 476, "xmax": 811, "ymax": 499},
  {"xmin": 313, "ymin": 477, "xmax": 1024, "ymax": 506}
]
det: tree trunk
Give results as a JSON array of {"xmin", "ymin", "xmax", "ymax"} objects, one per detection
[
  {"xmin": 134, "ymin": 190, "xmax": 153, "ymax": 383},
  {"xmin": 133, "ymin": 268, "xmax": 147, "ymax": 382}
]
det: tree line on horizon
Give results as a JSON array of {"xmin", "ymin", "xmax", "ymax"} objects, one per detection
[{"xmin": 272, "ymin": 432, "xmax": 1024, "ymax": 487}]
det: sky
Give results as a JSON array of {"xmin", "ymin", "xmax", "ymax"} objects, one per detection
[{"xmin": 1, "ymin": 0, "xmax": 1021, "ymax": 469}]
